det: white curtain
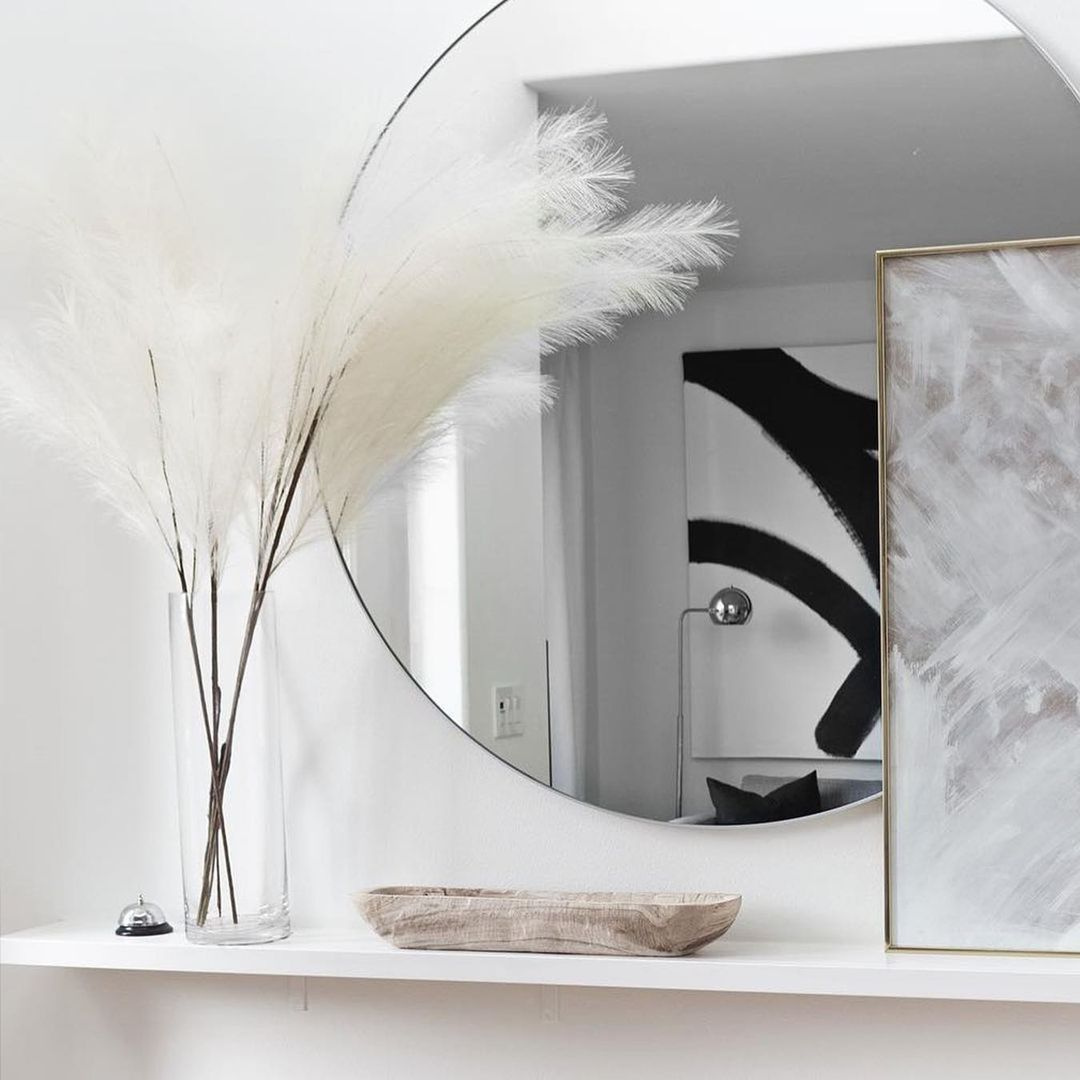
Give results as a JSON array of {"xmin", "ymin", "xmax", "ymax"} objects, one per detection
[{"xmin": 542, "ymin": 347, "xmax": 590, "ymax": 799}]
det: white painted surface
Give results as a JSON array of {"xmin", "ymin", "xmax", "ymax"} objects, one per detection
[
  {"xmin": 2, "ymin": 2, "xmax": 1080, "ymax": 1079},
  {"xmin": 5, "ymin": 923, "xmax": 1080, "ymax": 1003},
  {"xmin": 407, "ymin": 443, "xmax": 466, "ymax": 721},
  {"xmin": 461, "ymin": 410, "xmax": 552, "ymax": 782},
  {"xmin": 514, "ymin": 0, "xmax": 1017, "ymax": 79},
  {"xmin": 536, "ymin": 36, "xmax": 1080, "ymax": 291}
]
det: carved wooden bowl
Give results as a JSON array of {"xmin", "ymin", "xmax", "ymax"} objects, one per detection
[{"xmin": 355, "ymin": 886, "xmax": 742, "ymax": 956}]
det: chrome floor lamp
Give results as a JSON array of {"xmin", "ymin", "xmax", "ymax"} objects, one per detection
[{"xmin": 675, "ymin": 586, "xmax": 753, "ymax": 820}]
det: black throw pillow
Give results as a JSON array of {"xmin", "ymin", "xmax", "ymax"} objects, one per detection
[{"xmin": 707, "ymin": 771, "xmax": 821, "ymax": 825}]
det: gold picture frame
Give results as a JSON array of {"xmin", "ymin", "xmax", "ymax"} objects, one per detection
[{"xmin": 878, "ymin": 235, "xmax": 1080, "ymax": 957}]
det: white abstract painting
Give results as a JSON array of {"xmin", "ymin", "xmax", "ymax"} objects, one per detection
[
  {"xmin": 882, "ymin": 238, "xmax": 1080, "ymax": 954},
  {"xmin": 684, "ymin": 344, "xmax": 882, "ymax": 761}
]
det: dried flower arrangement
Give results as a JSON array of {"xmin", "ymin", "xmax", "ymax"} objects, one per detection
[{"xmin": 0, "ymin": 104, "xmax": 735, "ymax": 932}]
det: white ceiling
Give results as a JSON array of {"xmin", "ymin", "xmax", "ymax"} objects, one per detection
[{"xmin": 533, "ymin": 37, "xmax": 1080, "ymax": 290}]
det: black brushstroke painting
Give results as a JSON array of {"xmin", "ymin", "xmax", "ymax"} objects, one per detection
[{"xmin": 684, "ymin": 347, "xmax": 880, "ymax": 757}]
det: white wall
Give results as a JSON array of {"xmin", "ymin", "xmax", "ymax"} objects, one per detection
[
  {"xmin": 354, "ymin": 409, "xmax": 553, "ymax": 783},
  {"xmin": 3, "ymin": 2, "xmax": 1080, "ymax": 1079},
  {"xmin": 516, "ymin": 0, "xmax": 1016, "ymax": 79},
  {"xmin": 462, "ymin": 412, "xmax": 552, "ymax": 782}
]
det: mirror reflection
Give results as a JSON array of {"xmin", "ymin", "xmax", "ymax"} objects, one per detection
[{"xmin": 346, "ymin": 2, "xmax": 1080, "ymax": 825}]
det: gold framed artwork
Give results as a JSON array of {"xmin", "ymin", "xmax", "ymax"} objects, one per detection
[{"xmin": 878, "ymin": 236, "xmax": 1080, "ymax": 955}]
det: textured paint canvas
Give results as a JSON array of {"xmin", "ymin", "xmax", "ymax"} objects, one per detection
[
  {"xmin": 684, "ymin": 345, "xmax": 881, "ymax": 761},
  {"xmin": 881, "ymin": 238, "xmax": 1080, "ymax": 954}
]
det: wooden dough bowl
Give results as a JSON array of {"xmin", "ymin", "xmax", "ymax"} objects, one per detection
[{"xmin": 355, "ymin": 886, "xmax": 742, "ymax": 957}]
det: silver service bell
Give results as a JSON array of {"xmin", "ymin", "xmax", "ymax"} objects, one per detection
[{"xmin": 115, "ymin": 894, "xmax": 173, "ymax": 937}]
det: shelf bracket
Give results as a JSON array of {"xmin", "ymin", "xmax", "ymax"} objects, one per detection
[{"xmin": 287, "ymin": 975, "xmax": 309, "ymax": 1012}]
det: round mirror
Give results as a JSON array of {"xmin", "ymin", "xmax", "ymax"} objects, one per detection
[{"xmin": 338, "ymin": 0, "xmax": 1080, "ymax": 825}]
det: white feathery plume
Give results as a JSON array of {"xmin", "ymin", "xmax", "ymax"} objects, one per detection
[
  {"xmin": 0, "ymin": 107, "xmax": 737, "ymax": 586},
  {"xmin": 308, "ymin": 109, "xmax": 737, "ymax": 553}
]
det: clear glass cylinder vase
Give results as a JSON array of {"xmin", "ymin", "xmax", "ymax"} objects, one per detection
[{"xmin": 169, "ymin": 590, "xmax": 290, "ymax": 944}]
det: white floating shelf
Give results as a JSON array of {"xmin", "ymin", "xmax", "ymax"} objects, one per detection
[{"xmin": 3, "ymin": 922, "xmax": 1078, "ymax": 1004}]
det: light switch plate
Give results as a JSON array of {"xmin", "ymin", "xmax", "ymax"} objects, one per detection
[{"xmin": 493, "ymin": 685, "xmax": 524, "ymax": 739}]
